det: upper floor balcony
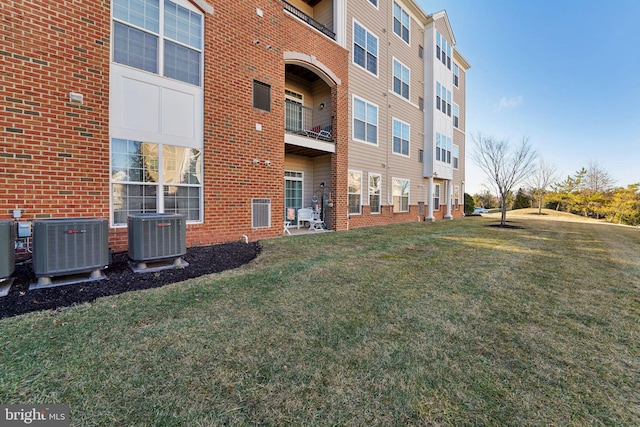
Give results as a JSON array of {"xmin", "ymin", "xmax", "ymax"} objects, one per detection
[{"xmin": 282, "ymin": 0, "xmax": 336, "ymax": 40}]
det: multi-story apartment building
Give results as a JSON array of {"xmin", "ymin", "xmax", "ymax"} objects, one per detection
[
  {"xmin": 0, "ymin": 0, "xmax": 467, "ymax": 253},
  {"xmin": 345, "ymin": 1, "xmax": 469, "ymax": 227}
]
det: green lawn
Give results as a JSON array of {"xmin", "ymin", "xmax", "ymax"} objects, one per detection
[{"xmin": 1, "ymin": 215, "xmax": 639, "ymax": 426}]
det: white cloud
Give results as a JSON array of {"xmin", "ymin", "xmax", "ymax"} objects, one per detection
[{"xmin": 495, "ymin": 95, "xmax": 523, "ymax": 111}]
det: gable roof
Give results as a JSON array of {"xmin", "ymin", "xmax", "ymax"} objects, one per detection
[{"xmin": 429, "ymin": 10, "xmax": 455, "ymax": 46}]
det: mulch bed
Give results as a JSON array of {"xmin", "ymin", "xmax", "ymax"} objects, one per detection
[{"xmin": 1, "ymin": 242, "xmax": 261, "ymax": 320}]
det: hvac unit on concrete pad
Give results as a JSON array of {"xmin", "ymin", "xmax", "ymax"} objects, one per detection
[
  {"xmin": 0, "ymin": 220, "xmax": 16, "ymax": 296},
  {"xmin": 128, "ymin": 213, "xmax": 187, "ymax": 272},
  {"xmin": 0, "ymin": 220, "xmax": 15, "ymax": 280},
  {"xmin": 32, "ymin": 218, "xmax": 109, "ymax": 288}
]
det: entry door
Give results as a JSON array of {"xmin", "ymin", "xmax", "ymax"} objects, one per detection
[
  {"xmin": 285, "ymin": 171, "xmax": 303, "ymax": 225},
  {"xmin": 285, "ymin": 89, "xmax": 304, "ymax": 132}
]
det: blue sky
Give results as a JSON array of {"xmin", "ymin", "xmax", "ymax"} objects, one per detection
[{"xmin": 417, "ymin": 0, "xmax": 640, "ymax": 195}]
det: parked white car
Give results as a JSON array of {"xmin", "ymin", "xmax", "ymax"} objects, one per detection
[{"xmin": 473, "ymin": 207, "xmax": 489, "ymax": 214}]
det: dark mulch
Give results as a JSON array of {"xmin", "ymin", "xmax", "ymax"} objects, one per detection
[{"xmin": 1, "ymin": 242, "xmax": 261, "ymax": 320}]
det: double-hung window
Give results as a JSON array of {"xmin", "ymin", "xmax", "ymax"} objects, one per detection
[
  {"xmin": 369, "ymin": 173, "xmax": 381, "ymax": 214},
  {"xmin": 393, "ymin": 3, "xmax": 410, "ymax": 44},
  {"xmin": 453, "ymin": 103, "xmax": 459, "ymax": 128},
  {"xmin": 111, "ymin": 139, "xmax": 202, "ymax": 225},
  {"xmin": 393, "ymin": 59, "xmax": 410, "ymax": 100},
  {"xmin": 392, "ymin": 118, "xmax": 409, "ymax": 156},
  {"xmin": 353, "ymin": 96, "xmax": 378, "ymax": 145},
  {"xmin": 348, "ymin": 171, "xmax": 362, "ymax": 214},
  {"xmin": 453, "ymin": 144, "xmax": 459, "ymax": 169},
  {"xmin": 453, "ymin": 63, "xmax": 459, "ymax": 87},
  {"xmin": 353, "ymin": 21, "xmax": 378, "ymax": 76},
  {"xmin": 393, "ymin": 178, "xmax": 409, "ymax": 212},
  {"xmin": 436, "ymin": 133, "xmax": 452, "ymax": 165},
  {"xmin": 433, "ymin": 184, "xmax": 440, "ymax": 209},
  {"xmin": 436, "ymin": 81, "xmax": 451, "ymax": 116},
  {"xmin": 435, "ymin": 31, "xmax": 451, "ymax": 70},
  {"xmin": 113, "ymin": 0, "xmax": 203, "ymax": 86}
]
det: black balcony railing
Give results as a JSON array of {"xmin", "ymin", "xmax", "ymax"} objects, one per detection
[
  {"xmin": 282, "ymin": 1, "xmax": 336, "ymax": 40},
  {"xmin": 285, "ymin": 99, "xmax": 333, "ymax": 142}
]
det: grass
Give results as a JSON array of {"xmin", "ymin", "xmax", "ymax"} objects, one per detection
[{"xmin": 1, "ymin": 214, "xmax": 639, "ymax": 426}]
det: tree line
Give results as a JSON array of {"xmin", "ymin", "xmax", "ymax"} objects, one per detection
[{"xmin": 469, "ymin": 134, "xmax": 640, "ymax": 226}]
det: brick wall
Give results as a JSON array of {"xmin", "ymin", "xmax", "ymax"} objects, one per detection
[{"xmin": 0, "ymin": 0, "xmax": 113, "ymax": 235}]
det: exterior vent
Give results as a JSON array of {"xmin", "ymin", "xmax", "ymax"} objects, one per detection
[
  {"xmin": 32, "ymin": 218, "xmax": 109, "ymax": 278},
  {"xmin": 128, "ymin": 213, "xmax": 186, "ymax": 262},
  {"xmin": 252, "ymin": 198, "xmax": 271, "ymax": 228},
  {"xmin": 0, "ymin": 220, "xmax": 16, "ymax": 279}
]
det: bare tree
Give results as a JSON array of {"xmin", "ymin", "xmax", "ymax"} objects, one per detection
[
  {"xmin": 528, "ymin": 158, "xmax": 558, "ymax": 215},
  {"xmin": 584, "ymin": 161, "xmax": 615, "ymax": 193},
  {"xmin": 471, "ymin": 134, "xmax": 538, "ymax": 226}
]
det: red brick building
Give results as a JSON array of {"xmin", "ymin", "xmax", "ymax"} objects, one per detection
[{"xmin": 1, "ymin": 0, "xmax": 467, "ymax": 254}]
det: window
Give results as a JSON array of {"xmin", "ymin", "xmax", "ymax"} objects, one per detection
[
  {"xmin": 348, "ymin": 171, "xmax": 362, "ymax": 214},
  {"xmin": 436, "ymin": 133, "xmax": 452, "ymax": 164},
  {"xmin": 418, "ymin": 149, "xmax": 423, "ymax": 163},
  {"xmin": 393, "ymin": 3, "xmax": 410, "ymax": 44},
  {"xmin": 436, "ymin": 81, "xmax": 451, "ymax": 116},
  {"xmin": 393, "ymin": 59, "xmax": 410, "ymax": 100},
  {"xmin": 433, "ymin": 183, "xmax": 440, "ymax": 209},
  {"xmin": 369, "ymin": 173, "xmax": 381, "ymax": 214},
  {"xmin": 419, "ymin": 96, "xmax": 424, "ymax": 111},
  {"xmin": 353, "ymin": 21, "xmax": 378, "ymax": 75},
  {"xmin": 111, "ymin": 139, "xmax": 202, "ymax": 225},
  {"xmin": 113, "ymin": 0, "xmax": 203, "ymax": 86},
  {"xmin": 353, "ymin": 96, "xmax": 378, "ymax": 145},
  {"xmin": 453, "ymin": 103, "xmax": 459, "ymax": 128},
  {"xmin": 368, "ymin": 0, "xmax": 377, "ymax": 6},
  {"xmin": 393, "ymin": 178, "xmax": 409, "ymax": 212},
  {"xmin": 418, "ymin": 45, "xmax": 423, "ymax": 59},
  {"xmin": 453, "ymin": 63, "xmax": 459, "ymax": 87},
  {"xmin": 253, "ymin": 80, "xmax": 271, "ymax": 112},
  {"xmin": 454, "ymin": 186, "xmax": 460, "ymax": 208},
  {"xmin": 453, "ymin": 144, "xmax": 459, "ymax": 169},
  {"xmin": 392, "ymin": 118, "xmax": 409, "ymax": 156},
  {"xmin": 436, "ymin": 31, "xmax": 451, "ymax": 70}
]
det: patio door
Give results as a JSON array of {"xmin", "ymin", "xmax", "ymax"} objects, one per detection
[
  {"xmin": 285, "ymin": 171, "xmax": 303, "ymax": 226},
  {"xmin": 285, "ymin": 89, "xmax": 303, "ymax": 132}
]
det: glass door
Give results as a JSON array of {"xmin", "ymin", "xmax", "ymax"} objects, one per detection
[{"xmin": 285, "ymin": 171, "xmax": 303, "ymax": 226}]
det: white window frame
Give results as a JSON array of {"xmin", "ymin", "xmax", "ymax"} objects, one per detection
[
  {"xmin": 453, "ymin": 103, "xmax": 459, "ymax": 128},
  {"xmin": 392, "ymin": 58, "xmax": 410, "ymax": 100},
  {"xmin": 367, "ymin": 0, "xmax": 379, "ymax": 9},
  {"xmin": 352, "ymin": 95, "xmax": 378, "ymax": 146},
  {"xmin": 110, "ymin": 139, "xmax": 203, "ymax": 227},
  {"xmin": 392, "ymin": 177, "xmax": 410, "ymax": 213},
  {"xmin": 453, "ymin": 63, "xmax": 460, "ymax": 87},
  {"xmin": 112, "ymin": 0, "xmax": 204, "ymax": 87},
  {"xmin": 392, "ymin": 118, "xmax": 410, "ymax": 157},
  {"xmin": 434, "ymin": 183, "xmax": 441, "ymax": 210},
  {"xmin": 352, "ymin": 20, "xmax": 378, "ymax": 77},
  {"xmin": 369, "ymin": 172, "xmax": 382, "ymax": 214},
  {"xmin": 393, "ymin": 2, "xmax": 410, "ymax": 45},
  {"xmin": 348, "ymin": 170, "xmax": 363, "ymax": 215},
  {"xmin": 453, "ymin": 144, "xmax": 459, "ymax": 169},
  {"xmin": 454, "ymin": 185, "xmax": 460, "ymax": 209}
]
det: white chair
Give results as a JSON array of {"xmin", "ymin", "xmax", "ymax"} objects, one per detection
[{"xmin": 297, "ymin": 208, "xmax": 314, "ymax": 229}]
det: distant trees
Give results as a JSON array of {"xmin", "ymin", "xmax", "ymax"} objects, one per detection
[
  {"xmin": 471, "ymin": 134, "xmax": 537, "ymax": 226},
  {"xmin": 512, "ymin": 188, "xmax": 532, "ymax": 209},
  {"xmin": 528, "ymin": 158, "xmax": 558, "ymax": 214},
  {"xmin": 544, "ymin": 163, "xmax": 640, "ymax": 225}
]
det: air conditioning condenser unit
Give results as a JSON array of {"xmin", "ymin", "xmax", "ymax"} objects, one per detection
[
  {"xmin": 128, "ymin": 213, "xmax": 187, "ymax": 272},
  {"xmin": 0, "ymin": 220, "xmax": 15, "ymax": 280},
  {"xmin": 32, "ymin": 218, "xmax": 109, "ymax": 288}
]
